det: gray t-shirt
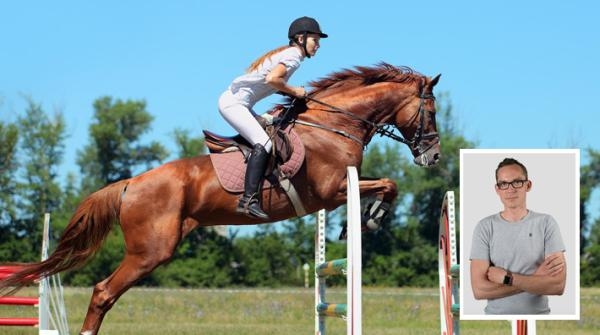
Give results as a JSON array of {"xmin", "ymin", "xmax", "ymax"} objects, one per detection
[{"xmin": 470, "ymin": 210, "xmax": 565, "ymax": 314}]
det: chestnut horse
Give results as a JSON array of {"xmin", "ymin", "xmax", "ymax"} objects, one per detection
[{"xmin": 0, "ymin": 63, "xmax": 440, "ymax": 334}]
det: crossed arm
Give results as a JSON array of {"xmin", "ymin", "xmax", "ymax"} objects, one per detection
[{"xmin": 470, "ymin": 252, "xmax": 566, "ymax": 300}]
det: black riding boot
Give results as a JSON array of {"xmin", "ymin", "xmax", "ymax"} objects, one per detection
[{"xmin": 237, "ymin": 143, "xmax": 270, "ymax": 220}]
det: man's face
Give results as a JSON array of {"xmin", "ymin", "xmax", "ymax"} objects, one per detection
[{"xmin": 495, "ymin": 164, "xmax": 531, "ymax": 209}]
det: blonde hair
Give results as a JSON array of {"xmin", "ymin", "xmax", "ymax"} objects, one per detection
[{"xmin": 246, "ymin": 45, "xmax": 291, "ymax": 73}]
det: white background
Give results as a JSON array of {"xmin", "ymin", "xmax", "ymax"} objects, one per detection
[{"xmin": 460, "ymin": 149, "xmax": 579, "ymax": 320}]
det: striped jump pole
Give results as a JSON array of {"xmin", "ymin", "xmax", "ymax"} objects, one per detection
[
  {"xmin": 439, "ymin": 191, "xmax": 459, "ymax": 335},
  {"xmin": 315, "ymin": 166, "xmax": 362, "ymax": 335},
  {"xmin": 512, "ymin": 320, "xmax": 536, "ymax": 335},
  {"xmin": 0, "ymin": 213, "xmax": 69, "ymax": 335},
  {"xmin": 0, "ymin": 273, "xmax": 40, "ymax": 326}
]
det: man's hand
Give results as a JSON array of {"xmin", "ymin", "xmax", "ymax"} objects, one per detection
[
  {"xmin": 486, "ymin": 266, "xmax": 508, "ymax": 285},
  {"xmin": 483, "ymin": 252, "xmax": 566, "ymax": 296},
  {"xmin": 471, "ymin": 260, "xmax": 522, "ymax": 299},
  {"xmin": 534, "ymin": 253, "xmax": 565, "ymax": 277}
]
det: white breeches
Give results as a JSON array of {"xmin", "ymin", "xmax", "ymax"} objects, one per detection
[{"xmin": 218, "ymin": 90, "xmax": 272, "ymax": 152}]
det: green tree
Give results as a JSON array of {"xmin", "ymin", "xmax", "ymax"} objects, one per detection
[
  {"xmin": 172, "ymin": 128, "xmax": 206, "ymax": 158},
  {"xmin": 12, "ymin": 99, "xmax": 66, "ymax": 262},
  {"xmin": 580, "ymin": 148, "xmax": 600, "ymax": 285},
  {"xmin": 63, "ymin": 96, "xmax": 169, "ymax": 285},
  {"xmin": 581, "ymin": 217, "xmax": 600, "ymax": 286},
  {"xmin": 0, "ymin": 121, "xmax": 19, "ymax": 227},
  {"xmin": 148, "ymin": 229, "xmax": 236, "ymax": 287},
  {"xmin": 77, "ymin": 96, "xmax": 169, "ymax": 194},
  {"xmin": 50, "ymin": 172, "xmax": 82, "ymax": 238},
  {"xmin": 581, "ymin": 149, "xmax": 600, "ymax": 253},
  {"xmin": 0, "ymin": 121, "xmax": 20, "ymax": 262},
  {"xmin": 281, "ymin": 216, "xmax": 317, "ymax": 286},
  {"xmin": 234, "ymin": 225, "xmax": 296, "ymax": 286}
]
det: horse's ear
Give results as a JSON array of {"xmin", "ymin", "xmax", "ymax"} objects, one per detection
[{"xmin": 429, "ymin": 74, "xmax": 441, "ymax": 88}]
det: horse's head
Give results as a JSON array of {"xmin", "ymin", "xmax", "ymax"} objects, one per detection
[
  {"xmin": 391, "ymin": 73, "xmax": 441, "ymax": 167},
  {"xmin": 296, "ymin": 64, "xmax": 442, "ymax": 167}
]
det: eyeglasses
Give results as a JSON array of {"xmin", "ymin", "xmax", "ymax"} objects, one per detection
[{"xmin": 496, "ymin": 179, "xmax": 528, "ymax": 190}]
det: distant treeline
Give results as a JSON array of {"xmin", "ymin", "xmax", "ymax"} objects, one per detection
[{"xmin": 1, "ymin": 94, "xmax": 600, "ymax": 287}]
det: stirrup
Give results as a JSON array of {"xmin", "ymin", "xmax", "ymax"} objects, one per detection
[
  {"xmin": 236, "ymin": 195, "xmax": 251, "ymax": 214},
  {"xmin": 237, "ymin": 195, "xmax": 269, "ymax": 220}
]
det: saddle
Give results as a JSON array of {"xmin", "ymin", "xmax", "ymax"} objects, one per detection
[
  {"xmin": 203, "ymin": 113, "xmax": 307, "ymax": 216},
  {"xmin": 203, "ymin": 118, "xmax": 294, "ymax": 163}
]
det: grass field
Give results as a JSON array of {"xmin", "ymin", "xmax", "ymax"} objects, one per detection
[{"xmin": 1, "ymin": 287, "xmax": 599, "ymax": 334}]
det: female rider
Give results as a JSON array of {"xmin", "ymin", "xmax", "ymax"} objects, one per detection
[{"xmin": 218, "ymin": 16, "xmax": 328, "ymax": 219}]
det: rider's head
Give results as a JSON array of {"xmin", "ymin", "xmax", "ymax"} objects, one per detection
[{"xmin": 288, "ymin": 16, "xmax": 328, "ymax": 58}]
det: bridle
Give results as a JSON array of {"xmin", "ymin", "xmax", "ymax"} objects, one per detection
[{"xmin": 292, "ymin": 90, "xmax": 439, "ymax": 155}]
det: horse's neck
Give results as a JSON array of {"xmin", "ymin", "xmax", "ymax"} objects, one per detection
[
  {"xmin": 298, "ymin": 83, "xmax": 417, "ymax": 158},
  {"xmin": 313, "ymin": 85, "xmax": 406, "ymax": 128},
  {"xmin": 325, "ymin": 83, "xmax": 413, "ymax": 120}
]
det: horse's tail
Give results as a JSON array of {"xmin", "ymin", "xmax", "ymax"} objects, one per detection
[{"xmin": 0, "ymin": 180, "xmax": 129, "ymax": 295}]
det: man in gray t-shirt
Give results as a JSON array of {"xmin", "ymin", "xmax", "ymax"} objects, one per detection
[{"xmin": 469, "ymin": 158, "xmax": 566, "ymax": 315}]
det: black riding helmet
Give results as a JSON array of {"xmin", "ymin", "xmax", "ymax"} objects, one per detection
[{"xmin": 288, "ymin": 16, "xmax": 328, "ymax": 58}]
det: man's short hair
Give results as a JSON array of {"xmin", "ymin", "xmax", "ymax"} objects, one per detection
[{"xmin": 495, "ymin": 158, "xmax": 528, "ymax": 181}]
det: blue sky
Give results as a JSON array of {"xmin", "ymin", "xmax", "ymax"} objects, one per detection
[{"xmin": 1, "ymin": 1, "xmax": 599, "ymax": 221}]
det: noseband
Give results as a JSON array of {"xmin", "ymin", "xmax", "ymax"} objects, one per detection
[
  {"xmin": 375, "ymin": 92, "xmax": 439, "ymax": 156},
  {"xmin": 296, "ymin": 92, "xmax": 439, "ymax": 155}
]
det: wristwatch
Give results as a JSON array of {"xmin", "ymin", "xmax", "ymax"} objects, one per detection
[{"xmin": 503, "ymin": 270, "xmax": 513, "ymax": 286}]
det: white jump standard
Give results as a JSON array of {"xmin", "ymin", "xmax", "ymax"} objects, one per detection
[{"xmin": 315, "ymin": 166, "xmax": 362, "ymax": 335}]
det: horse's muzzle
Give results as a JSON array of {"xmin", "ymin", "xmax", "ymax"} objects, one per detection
[{"xmin": 413, "ymin": 142, "xmax": 441, "ymax": 167}]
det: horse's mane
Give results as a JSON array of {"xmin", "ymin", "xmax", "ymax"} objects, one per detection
[
  {"xmin": 308, "ymin": 62, "xmax": 423, "ymax": 96},
  {"xmin": 273, "ymin": 63, "xmax": 423, "ymax": 113}
]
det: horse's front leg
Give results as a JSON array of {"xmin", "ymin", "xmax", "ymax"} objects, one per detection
[
  {"xmin": 356, "ymin": 177, "xmax": 398, "ymax": 203},
  {"xmin": 330, "ymin": 177, "xmax": 398, "ymax": 203},
  {"xmin": 333, "ymin": 177, "xmax": 398, "ymax": 238},
  {"xmin": 355, "ymin": 177, "xmax": 398, "ymax": 230}
]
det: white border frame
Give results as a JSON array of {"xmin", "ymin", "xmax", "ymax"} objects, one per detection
[{"xmin": 459, "ymin": 149, "xmax": 580, "ymax": 321}]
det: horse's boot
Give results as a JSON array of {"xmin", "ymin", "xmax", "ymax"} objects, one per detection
[
  {"xmin": 237, "ymin": 143, "xmax": 270, "ymax": 220},
  {"xmin": 362, "ymin": 199, "xmax": 390, "ymax": 230},
  {"xmin": 338, "ymin": 199, "xmax": 391, "ymax": 240}
]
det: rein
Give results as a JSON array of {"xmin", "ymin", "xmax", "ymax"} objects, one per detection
[
  {"xmin": 294, "ymin": 119, "xmax": 364, "ymax": 145},
  {"xmin": 297, "ymin": 92, "xmax": 439, "ymax": 153}
]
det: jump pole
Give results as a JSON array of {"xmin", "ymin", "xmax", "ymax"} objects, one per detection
[
  {"xmin": 511, "ymin": 320, "xmax": 536, "ymax": 335},
  {"xmin": 0, "ymin": 213, "xmax": 68, "ymax": 335},
  {"xmin": 315, "ymin": 166, "xmax": 362, "ymax": 335}
]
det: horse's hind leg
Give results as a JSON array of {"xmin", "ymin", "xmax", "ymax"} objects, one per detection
[
  {"xmin": 79, "ymin": 254, "xmax": 149, "ymax": 334},
  {"xmin": 79, "ymin": 220, "xmax": 182, "ymax": 334}
]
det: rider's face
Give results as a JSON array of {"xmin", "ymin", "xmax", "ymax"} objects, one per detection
[{"xmin": 299, "ymin": 34, "xmax": 321, "ymax": 57}]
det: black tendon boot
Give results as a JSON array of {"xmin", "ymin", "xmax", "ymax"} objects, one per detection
[{"xmin": 237, "ymin": 143, "xmax": 270, "ymax": 219}]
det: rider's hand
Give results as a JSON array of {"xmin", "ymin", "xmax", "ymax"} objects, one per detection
[
  {"xmin": 292, "ymin": 86, "xmax": 306, "ymax": 98},
  {"xmin": 260, "ymin": 113, "xmax": 274, "ymax": 125},
  {"xmin": 258, "ymin": 114, "xmax": 283, "ymax": 126}
]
